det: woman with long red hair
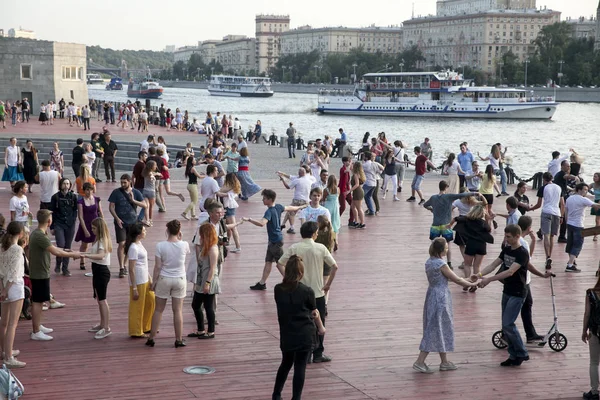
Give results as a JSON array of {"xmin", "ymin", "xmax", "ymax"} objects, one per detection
[{"xmin": 188, "ymin": 224, "xmax": 221, "ymax": 339}]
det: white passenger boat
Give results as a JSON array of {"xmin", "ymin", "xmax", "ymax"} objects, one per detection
[
  {"xmin": 208, "ymin": 75, "xmax": 274, "ymax": 97},
  {"xmin": 86, "ymin": 73, "xmax": 104, "ymax": 85},
  {"xmin": 317, "ymin": 71, "xmax": 558, "ymax": 120}
]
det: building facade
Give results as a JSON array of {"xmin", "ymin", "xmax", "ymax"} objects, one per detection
[
  {"xmin": 173, "ymin": 46, "xmax": 201, "ymax": 63},
  {"xmin": 199, "ymin": 40, "xmax": 218, "ymax": 64},
  {"xmin": 255, "ymin": 14, "xmax": 290, "ymax": 74},
  {"xmin": 0, "ymin": 38, "xmax": 87, "ymax": 113},
  {"xmin": 215, "ymin": 36, "xmax": 256, "ymax": 74},
  {"xmin": 436, "ymin": 0, "xmax": 536, "ymax": 17},
  {"xmin": 280, "ymin": 25, "xmax": 403, "ymax": 56},
  {"xmin": 403, "ymin": 8, "xmax": 561, "ymax": 76},
  {"xmin": 565, "ymin": 16, "xmax": 596, "ymax": 40},
  {"xmin": 164, "ymin": 45, "xmax": 176, "ymax": 53}
]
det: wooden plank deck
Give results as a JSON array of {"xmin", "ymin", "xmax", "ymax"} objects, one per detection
[{"xmin": 1, "ymin": 177, "xmax": 598, "ymax": 400}]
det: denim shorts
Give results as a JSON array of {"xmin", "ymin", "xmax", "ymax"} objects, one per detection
[
  {"xmin": 411, "ymin": 174, "xmax": 424, "ymax": 190},
  {"xmin": 225, "ymin": 207, "xmax": 236, "ymax": 217},
  {"xmin": 565, "ymin": 225, "xmax": 584, "ymax": 257}
]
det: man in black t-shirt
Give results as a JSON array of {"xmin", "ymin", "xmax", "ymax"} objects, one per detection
[
  {"xmin": 474, "ymin": 224, "xmax": 551, "ymax": 367},
  {"xmin": 553, "ymin": 160, "xmax": 580, "ymax": 242},
  {"xmin": 72, "ymin": 138, "xmax": 85, "ymax": 178},
  {"xmin": 101, "ymin": 132, "xmax": 118, "ymax": 182}
]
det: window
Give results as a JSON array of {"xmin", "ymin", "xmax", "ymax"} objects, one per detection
[
  {"xmin": 20, "ymin": 64, "xmax": 32, "ymax": 80},
  {"xmin": 62, "ymin": 66, "xmax": 83, "ymax": 80}
]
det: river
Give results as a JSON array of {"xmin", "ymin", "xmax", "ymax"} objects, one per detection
[{"xmin": 89, "ymin": 85, "xmax": 600, "ymax": 180}]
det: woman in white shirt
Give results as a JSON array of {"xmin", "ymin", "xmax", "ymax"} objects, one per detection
[
  {"xmin": 147, "ymin": 220, "xmax": 190, "ymax": 348},
  {"xmin": 442, "ymin": 153, "xmax": 465, "ymax": 194},
  {"xmin": 0, "ymin": 222, "xmax": 26, "ymax": 368},
  {"xmin": 9, "ymin": 181, "xmax": 31, "ymax": 225},
  {"xmin": 82, "ymin": 218, "xmax": 113, "ymax": 339},
  {"xmin": 125, "ymin": 222, "xmax": 155, "ymax": 338}
]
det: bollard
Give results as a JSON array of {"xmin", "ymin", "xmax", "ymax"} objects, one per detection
[
  {"xmin": 337, "ymin": 143, "xmax": 345, "ymax": 158},
  {"xmin": 145, "ymin": 99, "xmax": 151, "ymax": 111},
  {"xmin": 280, "ymin": 136, "xmax": 286, "ymax": 148}
]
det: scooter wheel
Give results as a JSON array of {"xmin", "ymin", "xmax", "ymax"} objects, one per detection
[
  {"xmin": 548, "ymin": 333, "xmax": 568, "ymax": 352},
  {"xmin": 492, "ymin": 330, "xmax": 507, "ymax": 349}
]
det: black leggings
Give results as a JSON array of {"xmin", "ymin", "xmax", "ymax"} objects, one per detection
[
  {"xmin": 272, "ymin": 350, "xmax": 309, "ymax": 400},
  {"xmin": 191, "ymin": 292, "xmax": 215, "ymax": 333},
  {"xmin": 104, "ymin": 157, "xmax": 115, "ymax": 181}
]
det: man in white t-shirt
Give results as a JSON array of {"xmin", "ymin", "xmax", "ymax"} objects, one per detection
[
  {"xmin": 299, "ymin": 187, "xmax": 331, "ymax": 224},
  {"xmin": 529, "ymin": 172, "xmax": 564, "ymax": 269},
  {"xmin": 547, "ymin": 149, "xmax": 574, "ymax": 178},
  {"xmin": 564, "ymin": 183, "xmax": 600, "ymax": 272},
  {"xmin": 200, "ymin": 165, "xmax": 220, "ymax": 212},
  {"xmin": 204, "ymin": 153, "xmax": 225, "ymax": 187},
  {"xmin": 38, "ymin": 160, "xmax": 60, "ymax": 209},
  {"xmin": 237, "ymin": 135, "xmax": 247, "ymax": 152},
  {"xmin": 277, "ymin": 167, "xmax": 313, "ymax": 234},
  {"xmin": 362, "ymin": 152, "xmax": 384, "ymax": 215},
  {"xmin": 311, "ymin": 169, "xmax": 329, "ymax": 191}
]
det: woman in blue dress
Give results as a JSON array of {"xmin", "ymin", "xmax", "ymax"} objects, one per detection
[
  {"xmin": 413, "ymin": 238, "xmax": 476, "ymax": 373},
  {"xmin": 236, "ymin": 147, "xmax": 261, "ymax": 200},
  {"xmin": 323, "ymin": 175, "xmax": 340, "ymax": 244}
]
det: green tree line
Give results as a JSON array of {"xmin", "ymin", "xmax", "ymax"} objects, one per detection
[{"xmin": 86, "ymin": 45, "xmax": 174, "ymax": 70}]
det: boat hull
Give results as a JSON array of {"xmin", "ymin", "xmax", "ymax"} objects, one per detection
[
  {"xmin": 208, "ymin": 89, "xmax": 273, "ymax": 98},
  {"xmin": 127, "ymin": 89, "xmax": 163, "ymax": 99},
  {"xmin": 316, "ymin": 103, "xmax": 558, "ymax": 120}
]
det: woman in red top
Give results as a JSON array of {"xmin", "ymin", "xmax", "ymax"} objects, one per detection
[{"xmin": 338, "ymin": 157, "xmax": 353, "ymax": 225}]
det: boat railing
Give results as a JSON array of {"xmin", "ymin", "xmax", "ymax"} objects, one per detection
[
  {"xmin": 356, "ymin": 82, "xmax": 464, "ymax": 91},
  {"xmin": 525, "ymin": 95, "xmax": 555, "ymax": 103},
  {"xmin": 318, "ymin": 89, "xmax": 355, "ymax": 97}
]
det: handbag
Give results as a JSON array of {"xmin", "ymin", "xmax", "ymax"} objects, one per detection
[
  {"xmin": 16, "ymin": 165, "xmax": 23, "ymax": 174},
  {"xmin": 0, "ymin": 364, "xmax": 24, "ymax": 398}
]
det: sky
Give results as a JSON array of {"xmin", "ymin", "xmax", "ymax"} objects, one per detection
[{"xmin": 2, "ymin": 0, "xmax": 598, "ymax": 51}]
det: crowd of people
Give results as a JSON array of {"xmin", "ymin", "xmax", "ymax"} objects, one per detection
[{"xmin": 2, "ymin": 121, "xmax": 600, "ymax": 399}]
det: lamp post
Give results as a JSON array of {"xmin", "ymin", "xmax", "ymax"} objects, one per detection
[
  {"xmin": 399, "ymin": 59, "xmax": 405, "ymax": 73},
  {"xmin": 498, "ymin": 62, "xmax": 504, "ymax": 84},
  {"xmin": 210, "ymin": 67, "xmax": 214, "ymax": 77},
  {"xmin": 352, "ymin": 62, "xmax": 357, "ymax": 83},
  {"xmin": 282, "ymin": 66, "xmax": 287, "ymax": 82},
  {"xmin": 197, "ymin": 67, "xmax": 200, "ymax": 81},
  {"xmin": 558, "ymin": 60, "xmax": 565, "ymax": 87},
  {"xmin": 314, "ymin": 65, "xmax": 319, "ymax": 83},
  {"xmin": 524, "ymin": 58, "xmax": 530, "ymax": 87}
]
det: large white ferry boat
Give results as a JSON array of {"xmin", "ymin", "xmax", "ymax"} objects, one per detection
[
  {"xmin": 208, "ymin": 75, "xmax": 274, "ymax": 97},
  {"xmin": 317, "ymin": 71, "xmax": 558, "ymax": 119}
]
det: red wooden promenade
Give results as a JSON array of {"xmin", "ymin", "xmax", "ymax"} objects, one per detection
[{"xmin": 0, "ymin": 120, "xmax": 596, "ymax": 399}]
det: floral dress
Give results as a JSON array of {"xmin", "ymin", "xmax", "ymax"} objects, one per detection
[
  {"xmin": 419, "ymin": 257, "xmax": 454, "ymax": 353},
  {"xmin": 50, "ymin": 150, "xmax": 63, "ymax": 173},
  {"xmin": 236, "ymin": 156, "xmax": 261, "ymax": 200}
]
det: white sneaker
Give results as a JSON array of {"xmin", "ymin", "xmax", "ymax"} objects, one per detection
[
  {"xmin": 31, "ymin": 331, "xmax": 53, "ymax": 341},
  {"xmin": 50, "ymin": 301, "xmax": 65, "ymax": 309},
  {"xmin": 94, "ymin": 328, "xmax": 112, "ymax": 339},
  {"xmin": 4, "ymin": 357, "xmax": 26, "ymax": 369},
  {"xmin": 42, "ymin": 305, "xmax": 49, "ymax": 311},
  {"xmin": 88, "ymin": 325, "xmax": 102, "ymax": 333},
  {"xmin": 39, "ymin": 325, "xmax": 53, "ymax": 334},
  {"xmin": 1, "ymin": 350, "xmax": 20, "ymax": 358},
  {"xmin": 229, "ymin": 248, "xmax": 241, "ymax": 253},
  {"xmin": 393, "ymin": 196, "xmax": 400, "ymax": 201}
]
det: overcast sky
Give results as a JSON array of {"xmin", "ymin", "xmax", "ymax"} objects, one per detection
[{"xmin": 3, "ymin": 0, "xmax": 598, "ymax": 51}]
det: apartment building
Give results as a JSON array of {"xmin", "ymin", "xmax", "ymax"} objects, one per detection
[
  {"xmin": 255, "ymin": 14, "xmax": 290, "ymax": 74},
  {"xmin": 280, "ymin": 25, "xmax": 403, "ymax": 56},
  {"xmin": 403, "ymin": 8, "xmax": 561, "ymax": 76},
  {"xmin": 436, "ymin": 0, "xmax": 536, "ymax": 17},
  {"xmin": 215, "ymin": 36, "xmax": 257, "ymax": 74}
]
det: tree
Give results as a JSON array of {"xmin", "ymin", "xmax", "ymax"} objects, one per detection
[{"xmin": 172, "ymin": 61, "xmax": 186, "ymax": 80}]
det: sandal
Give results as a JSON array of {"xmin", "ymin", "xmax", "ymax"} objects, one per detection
[
  {"xmin": 181, "ymin": 213, "xmax": 190, "ymax": 221},
  {"xmin": 468, "ymin": 286, "xmax": 478, "ymax": 293}
]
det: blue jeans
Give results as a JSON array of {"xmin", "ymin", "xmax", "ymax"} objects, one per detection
[
  {"xmin": 11, "ymin": 113, "xmax": 16, "ymax": 125},
  {"xmin": 363, "ymin": 184, "xmax": 376, "ymax": 213},
  {"xmin": 497, "ymin": 169, "xmax": 507, "ymax": 193},
  {"xmin": 501, "ymin": 293, "xmax": 528, "ymax": 359}
]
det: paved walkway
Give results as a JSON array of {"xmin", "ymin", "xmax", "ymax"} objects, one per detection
[{"xmin": 0, "ymin": 174, "xmax": 597, "ymax": 399}]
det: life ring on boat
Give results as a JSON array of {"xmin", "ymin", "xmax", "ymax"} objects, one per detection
[
  {"xmin": 406, "ymin": 84, "xmax": 411, "ymax": 88},
  {"xmin": 361, "ymin": 96, "xmax": 367, "ymax": 102},
  {"xmin": 485, "ymin": 98, "xmax": 490, "ymax": 103},
  {"xmin": 518, "ymin": 98, "xmax": 525, "ymax": 103},
  {"xmin": 373, "ymin": 84, "xmax": 378, "ymax": 89}
]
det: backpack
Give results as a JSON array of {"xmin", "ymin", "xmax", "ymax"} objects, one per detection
[
  {"xmin": 0, "ymin": 365, "xmax": 24, "ymax": 398},
  {"xmin": 589, "ymin": 290, "xmax": 600, "ymax": 336}
]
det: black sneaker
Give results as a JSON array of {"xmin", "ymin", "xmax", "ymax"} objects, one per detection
[
  {"xmin": 406, "ymin": 196, "xmax": 416, "ymax": 202},
  {"xmin": 583, "ymin": 390, "xmax": 600, "ymax": 400},
  {"xmin": 80, "ymin": 264, "xmax": 86, "ymax": 270},
  {"xmin": 545, "ymin": 258, "xmax": 552, "ymax": 270},
  {"xmin": 418, "ymin": 199, "xmax": 426, "ymax": 205},
  {"xmin": 526, "ymin": 334, "xmax": 544, "ymax": 343},
  {"xmin": 357, "ymin": 224, "xmax": 366, "ymax": 229},
  {"xmin": 492, "ymin": 220, "xmax": 498, "ymax": 229},
  {"xmin": 250, "ymin": 282, "xmax": 267, "ymax": 291},
  {"xmin": 54, "ymin": 266, "xmax": 60, "ymax": 274},
  {"xmin": 537, "ymin": 229, "xmax": 543, "ymax": 240},
  {"xmin": 96, "ymin": 178, "xmax": 103, "ymax": 183},
  {"xmin": 119, "ymin": 268, "xmax": 126, "ymax": 278},
  {"xmin": 286, "ymin": 228, "xmax": 296, "ymax": 234},
  {"xmin": 62, "ymin": 271, "xmax": 71, "ymax": 277},
  {"xmin": 500, "ymin": 357, "xmax": 523, "ymax": 367},
  {"xmin": 348, "ymin": 222, "xmax": 356, "ymax": 228},
  {"xmin": 557, "ymin": 237, "xmax": 568, "ymax": 243},
  {"xmin": 447, "ymin": 262, "xmax": 453, "ymax": 270},
  {"xmin": 312, "ymin": 354, "xmax": 332, "ymax": 363},
  {"xmin": 565, "ymin": 265, "xmax": 581, "ymax": 273}
]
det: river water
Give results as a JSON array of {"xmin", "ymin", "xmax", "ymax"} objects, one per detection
[{"xmin": 89, "ymin": 85, "xmax": 600, "ymax": 180}]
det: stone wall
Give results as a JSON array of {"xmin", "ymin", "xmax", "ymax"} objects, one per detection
[
  {"xmin": 0, "ymin": 38, "xmax": 54, "ymax": 114},
  {"xmin": 52, "ymin": 42, "xmax": 88, "ymax": 105}
]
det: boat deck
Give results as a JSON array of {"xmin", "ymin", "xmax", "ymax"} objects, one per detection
[{"xmin": 2, "ymin": 177, "xmax": 598, "ymax": 400}]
